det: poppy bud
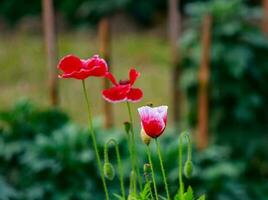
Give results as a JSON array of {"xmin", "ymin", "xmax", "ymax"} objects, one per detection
[
  {"xmin": 140, "ymin": 128, "xmax": 152, "ymax": 145},
  {"xmin": 104, "ymin": 162, "xmax": 115, "ymax": 180},
  {"xmin": 184, "ymin": 160, "xmax": 194, "ymax": 178}
]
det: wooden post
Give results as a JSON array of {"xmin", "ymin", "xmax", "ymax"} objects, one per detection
[
  {"xmin": 263, "ymin": 0, "xmax": 268, "ymax": 34},
  {"xmin": 168, "ymin": 0, "xmax": 181, "ymax": 126},
  {"xmin": 42, "ymin": 0, "xmax": 58, "ymax": 106},
  {"xmin": 197, "ymin": 15, "xmax": 212, "ymax": 149},
  {"xmin": 99, "ymin": 17, "xmax": 113, "ymax": 128}
]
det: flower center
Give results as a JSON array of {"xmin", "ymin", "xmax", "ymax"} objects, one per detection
[{"xmin": 119, "ymin": 79, "xmax": 130, "ymax": 85}]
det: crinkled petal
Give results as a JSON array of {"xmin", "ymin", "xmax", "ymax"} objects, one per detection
[
  {"xmin": 58, "ymin": 69, "xmax": 93, "ymax": 80},
  {"xmin": 142, "ymin": 118, "xmax": 165, "ymax": 138},
  {"xmin": 105, "ymin": 72, "xmax": 118, "ymax": 85},
  {"xmin": 58, "ymin": 55, "xmax": 82, "ymax": 73},
  {"xmin": 138, "ymin": 106, "xmax": 166, "ymax": 138},
  {"xmin": 154, "ymin": 106, "xmax": 168, "ymax": 124},
  {"xmin": 84, "ymin": 54, "xmax": 108, "ymax": 77},
  {"xmin": 102, "ymin": 85, "xmax": 131, "ymax": 103},
  {"xmin": 129, "ymin": 68, "xmax": 140, "ymax": 85},
  {"xmin": 127, "ymin": 88, "xmax": 143, "ymax": 102}
]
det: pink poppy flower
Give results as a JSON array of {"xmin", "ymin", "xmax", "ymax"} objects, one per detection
[
  {"xmin": 58, "ymin": 54, "xmax": 108, "ymax": 80},
  {"xmin": 138, "ymin": 105, "xmax": 168, "ymax": 138},
  {"xmin": 102, "ymin": 68, "xmax": 143, "ymax": 103}
]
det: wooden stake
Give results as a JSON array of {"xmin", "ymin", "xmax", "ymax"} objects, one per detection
[
  {"xmin": 99, "ymin": 17, "xmax": 113, "ymax": 128},
  {"xmin": 168, "ymin": 0, "xmax": 181, "ymax": 126},
  {"xmin": 263, "ymin": 0, "xmax": 268, "ymax": 34},
  {"xmin": 42, "ymin": 0, "xmax": 58, "ymax": 106},
  {"xmin": 197, "ymin": 15, "xmax": 212, "ymax": 149}
]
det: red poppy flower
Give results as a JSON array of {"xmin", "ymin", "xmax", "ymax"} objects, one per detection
[
  {"xmin": 58, "ymin": 54, "xmax": 108, "ymax": 80},
  {"xmin": 138, "ymin": 105, "xmax": 168, "ymax": 138},
  {"xmin": 102, "ymin": 68, "xmax": 143, "ymax": 103}
]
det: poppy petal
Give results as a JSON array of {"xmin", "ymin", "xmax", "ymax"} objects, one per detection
[
  {"xmin": 58, "ymin": 55, "xmax": 82, "ymax": 73},
  {"xmin": 138, "ymin": 106, "xmax": 165, "ymax": 138},
  {"xmin": 127, "ymin": 88, "xmax": 143, "ymax": 102},
  {"xmin": 58, "ymin": 69, "xmax": 93, "ymax": 80},
  {"xmin": 105, "ymin": 72, "xmax": 118, "ymax": 86},
  {"xmin": 154, "ymin": 106, "xmax": 168, "ymax": 124},
  {"xmin": 129, "ymin": 68, "xmax": 140, "ymax": 85},
  {"xmin": 102, "ymin": 85, "xmax": 130, "ymax": 103},
  {"xmin": 85, "ymin": 55, "xmax": 108, "ymax": 77}
]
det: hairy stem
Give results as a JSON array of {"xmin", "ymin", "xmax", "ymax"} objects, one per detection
[
  {"xmin": 106, "ymin": 139, "xmax": 126, "ymax": 199},
  {"xmin": 156, "ymin": 139, "xmax": 171, "ymax": 200},
  {"xmin": 126, "ymin": 102, "xmax": 143, "ymax": 190},
  {"xmin": 146, "ymin": 146, "xmax": 159, "ymax": 200},
  {"xmin": 178, "ymin": 135, "xmax": 184, "ymax": 200}
]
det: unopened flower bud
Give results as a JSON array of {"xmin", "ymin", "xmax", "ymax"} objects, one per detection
[
  {"xmin": 104, "ymin": 162, "xmax": 115, "ymax": 180},
  {"xmin": 140, "ymin": 128, "xmax": 151, "ymax": 145},
  {"xmin": 184, "ymin": 160, "xmax": 194, "ymax": 178}
]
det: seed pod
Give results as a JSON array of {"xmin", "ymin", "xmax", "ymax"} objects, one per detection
[
  {"xmin": 103, "ymin": 162, "xmax": 115, "ymax": 180},
  {"xmin": 184, "ymin": 160, "xmax": 194, "ymax": 178},
  {"xmin": 140, "ymin": 128, "xmax": 151, "ymax": 145}
]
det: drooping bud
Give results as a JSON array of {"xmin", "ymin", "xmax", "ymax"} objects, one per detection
[
  {"xmin": 104, "ymin": 162, "xmax": 115, "ymax": 180},
  {"xmin": 184, "ymin": 160, "xmax": 194, "ymax": 178},
  {"xmin": 140, "ymin": 128, "xmax": 152, "ymax": 145}
]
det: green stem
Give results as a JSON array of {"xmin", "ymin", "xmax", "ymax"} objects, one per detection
[
  {"xmin": 126, "ymin": 102, "xmax": 143, "ymax": 190},
  {"xmin": 178, "ymin": 135, "xmax": 184, "ymax": 200},
  {"xmin": 129, "ymin": 170, "xmax": 137, "ymax": 197},
  {"xmin": 144, "ymin": 174, "xmax": 153, "ymax": 200},
  {"xmin": 82, "ymin": 80, "xmax": 109, "ymax": 200},
  {"xmin": 106, "ymin": 139, "xmax": 126, "ymax": 199},
  {"xmin": 156, "ymin": 139, "xmax": 171, "ymax": 200},
  {"xmin": 146, "ymin": 146, "xmax": 159, "ymax": 200},
  {"xmin": 185, "ymin": 134, "xmax": 192, "ymax": 161}
]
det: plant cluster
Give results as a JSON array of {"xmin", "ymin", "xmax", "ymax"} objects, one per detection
[
  {"xmin": 56, "ymin": 54, "xmax": 205, "ymax": 200},
  {"xmin": 0, "ymin": 100, "xmax": 267, "ymax": 199}
]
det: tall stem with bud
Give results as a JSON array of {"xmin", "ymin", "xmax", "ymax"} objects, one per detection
[{"xmin": 126, "ymin": 102, "xmax": 142, "ymax": 190}]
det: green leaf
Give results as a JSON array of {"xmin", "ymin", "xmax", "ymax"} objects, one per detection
[
  {"xmin": 196, "ymin": 195, "xmax": 206, "ymax": 200},
  {"xmin": 113, "ymin": 193, "xmax": 125, "ymax": 200},
  {"xmin": 184, "ymin": 186, "xmax": 194, "ymax": 200},
  {"xmin": 138, "ymin": 182, "xmax": 152, "ymax": 200}
]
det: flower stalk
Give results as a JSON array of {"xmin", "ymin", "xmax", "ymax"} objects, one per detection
[
  {"xmin": 82, "ymin": 80, "xmax": 109, "ymax": 200},
  {"xmin": 104, "ymin": 139, "xmax": 126, "ymax": 199},
  {"xmin": 146, "ymin": 145, "xmax": 159, "ymax": 200},
  {"xmin": 178, "ymin": 135, "xmax": 184, "ymax": 200},
  {"xmin": 178, "ymin": 131, "xmax": 193, "ymax": 200},
  {"xmin": 126, "ymin": 102, "xmax": 143, "ymax": 190},
  {"xmin": 156, "ymin": 139, "xmax": 171, "ymax": 200}
]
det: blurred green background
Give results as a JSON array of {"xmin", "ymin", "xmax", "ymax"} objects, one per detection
[{"xmin": 0, "ymin": 0, "xmax": 268, "ymax": 199}]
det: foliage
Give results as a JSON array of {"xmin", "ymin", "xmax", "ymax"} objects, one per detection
[
  {"xmin": 0, "ymin": 100, "xmax": 267, "ymax": 199},
  {"xmin": 0, "ymin": 0, "xmax": 162, "ymax": 26},
  {"xmin": 0, "ymin": 99, "xmax": 103, "ymax": 199},
  {"xmin": 180, "ymin": 0, "xmax": 268, "ymax": 137}
]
